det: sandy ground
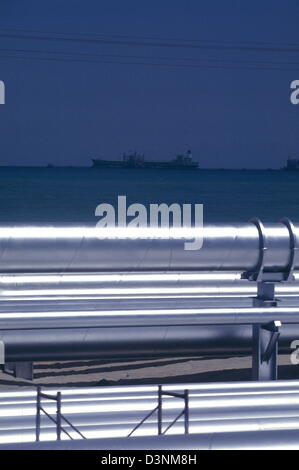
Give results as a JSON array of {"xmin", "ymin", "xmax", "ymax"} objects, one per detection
[{"xmin": 0, "ymin": 354, "xmax": 299, "ymax": 389}]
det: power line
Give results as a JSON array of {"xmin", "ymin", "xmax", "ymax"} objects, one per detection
[
  {"xmin": 0, "ymin": 27, "xmax": 298, "ymax": 48},
  {"xmin": 0, "ymin": 47, "xmax": 299, "ymax": 69},
  {"xmin": 1, "ymin": 52, "xmax": 298, "ymax": 72},
  {"xmin": 0, "ymin": 31, "xmax": 299, "ymax": 53}
]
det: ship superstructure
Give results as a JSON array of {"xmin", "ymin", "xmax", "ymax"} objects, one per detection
[{"xmin": 92, "ymin": 150, "xmax": 198, "ymax": 169}]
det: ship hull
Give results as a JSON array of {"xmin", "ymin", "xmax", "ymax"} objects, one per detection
[{"xmin": 92, "ymin": 160, "xmax": 199, "ymax": 170}]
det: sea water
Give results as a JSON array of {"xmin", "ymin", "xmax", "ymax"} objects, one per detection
[{"xmin": 0, "ymin": 167, "xmax": 298, "ymax": 224}]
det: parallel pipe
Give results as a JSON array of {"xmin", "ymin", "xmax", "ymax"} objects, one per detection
[
  {"xmin": 3, "ymin": 392, "xmax": 299, "ymax": 421},
  {"xmin": 1, "ymin": 306, "xmax": 299, "ymax": 329},
  {"xmin": 0, "ymin": 223, "xmax": 297, "ymax": 273},
  {"xmin": 3, "ymin": 379, "xmax": 299, "ymax": 401},
  {"xmin": 0, "ymin": 323, "xmax": 298, "ymax": 361},
  {"xmin": 3, "ymin": 416, "xmax": 299, "ymax": 444},
  {"xmin": 1, "ymin": 272, "xmax": 299, "ymax": 300},
  {"xmin": 4, "ymin": 383, "xmax": 299, "ymax": 413},
  {"xmin": 3, "ymin": 430, "xmax": 299, "ymax": 450},
  {"xmin": 3, "ymin": 381, "xmax": 299, "ymax": 444}
]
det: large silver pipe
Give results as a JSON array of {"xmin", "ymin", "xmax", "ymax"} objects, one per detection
[
  {"xmin": 3, "ymin": 380, "xmax": 299, "ymax": 403},
  {"xmin": 0, "ymin": 272, "xmax": 246, "ymax": 294},
  {"xmin": 2, "ymin": 429, "xmax": 299, "ymax": 449},
  {"xmin": 3, "ymin": 393, "xmax": 299, "ymax": 420},
  {"xmin": 3, "ymin": 383, "xmax": 299, "ymax": 413},
  {"xmin": 3, "ymin": 416, "xmax": 299, "ymax": 444},
  {"xmin": 1, "ymin": 272, "xmax": 299, "ymax": 300},
  {"xmin": 0, "ymin": 223, "xmax": 296, "ymax": 273},
  {"xmin": 4, "ymin": 381, "xmax": 299, "ymax": 443},
  {"xmin": 0, "ymin": 306, "xmax": 299, "ymax": 330},
  {"xmin": 0, "ymin": 297, "xmax": 259, "ymax": 313},
  {"xmin": 0, "ymin": 323, "xmax": 297, "ymax": 361},
  {"xmin": 0, "ymin": 285, "xmax": 299, "ymax": 318}
]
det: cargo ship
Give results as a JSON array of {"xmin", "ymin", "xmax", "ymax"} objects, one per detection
[{"xmin": 92, "ymin": 150, "xmax": 199, "ymax": 170}]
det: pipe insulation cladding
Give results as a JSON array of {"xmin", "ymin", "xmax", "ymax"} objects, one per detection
[
  {"xmin": 2, "ymin": 306, "xmax": 299, "ymax": 329},
  {"xmin": 1, "ymin": 272, "xmax": 299, "ymax": 299},
  {"xmin": 0, "ymin": 323, "xmax": 298, "ymax": 361},
  {"xmin": 0, "ymin": 223, "xmax": 297, "ymax": 273},
  {"xmin": 3, "ymin": 430, "xmax": 299, "ymax": 450},
  {"xmin": 3, "ymin": 381, "xmax": 299, "ymax": 446},
  {"xmin": 3, "ymin": 401, "xmax": 299, "ymax": 443}
]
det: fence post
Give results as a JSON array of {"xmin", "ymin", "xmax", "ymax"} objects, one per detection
[{"xmin": 252, "ymin": 320, "xmax": 281, "ymax": 380}]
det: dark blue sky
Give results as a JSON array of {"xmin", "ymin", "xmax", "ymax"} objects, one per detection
[{"xmin": 0, "ymin": 0, "xmax": 298, "ymax": 168}]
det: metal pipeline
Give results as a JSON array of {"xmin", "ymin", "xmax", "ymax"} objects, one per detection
[
  {"xmin": 1, "ymin": 306, "xmax": 299, "ymax": 329},
  {"xmin": 1, "ymin": 272, "xmax": 299, "ymax": 300},
  {"xmin": 2, "ymin": 289, "xmax": 299, "ymax": 317},
  {"xmin": 3, "ymin": 380, "xmax": 299, "ymax": 405},
  {"xmin": 0, "ymin": 272, "xmax": 246, "ymax": 293},
  {"xmin": 0, "ymin": 323, "xmax": 297, "ymax": 361},
  {"xmin": 0, "ymin": 297, "xmax": 260, "ymax": 313},
  {"xmin": 0, "ymin": 223, "xmax": 297, "ymax": 273},
  {"xmin": 3, "ymin": 381, "xmax": 299, "ymax": 444},
  {"xmin": 3, "ymin": 416, "xmax": 299, "ymax": 444},
  {"xmin": 2, "ymin": 430, "xmax": 299, "ymax": 449},
  {"xmin": 3, "ymin": 392, "xmax": 299, "ymax": 420}
]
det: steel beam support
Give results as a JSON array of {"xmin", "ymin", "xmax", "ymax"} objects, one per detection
[
  {"xmin": 252, "ymin": 321, "xmax": 281, "ymax": 381},
  {"xmin": 3, "ymin": 361, "xmax": 33, "ymax": 380}
]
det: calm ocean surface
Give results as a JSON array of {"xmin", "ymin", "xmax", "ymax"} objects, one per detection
[{"xmin": 0, "ymin": 167, "xmax": 298, "ymax": 224}]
